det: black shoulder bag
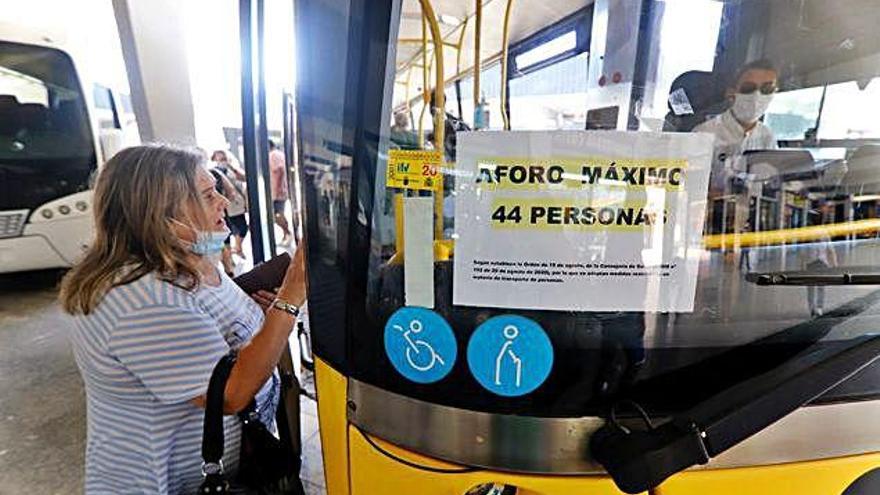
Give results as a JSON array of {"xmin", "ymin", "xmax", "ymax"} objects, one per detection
[{"xmin": 199, "ymin": 352, "xmax": 305, "ymax": 495}]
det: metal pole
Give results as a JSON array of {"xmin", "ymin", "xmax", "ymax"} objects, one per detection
[
  {"xmin": 418, "ymin": 0, "xmax": 446, "ymax": 239},
  {"xmin": 418, "ymin": 15, "xmax": 428, "ymax": 149},
  {"xmin": 239, "ymin": 0, "xmax": 269, "ymax": 263},
  {"xmin": 256, "ymin": 0, "xmax": 277, "ymax": 253},
  {"xmin": 455, "ymin": 18, "xmax": 469, "ymax": 74},
  {"xmin": 500, "ymin": 0, "xmax": 514, "ymax": 130}
]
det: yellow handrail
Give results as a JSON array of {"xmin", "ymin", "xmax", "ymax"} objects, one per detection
[
  {"xmin": 418, "ymin": 0, "xmax": 446, "ymax": 240},
  {"xmin": 417, "ymin": 15, "xmax": 428, "ymax": 149},
  {"xmin": 703, "ymin": 219, "xmax": 880, "ymax": 249},
  {"xmin": 456, "ymin": 17, "xmax": 469, "ymax": 74}
]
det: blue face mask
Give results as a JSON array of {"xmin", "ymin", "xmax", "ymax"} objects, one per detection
[{"xmin": 189, "ymin": 225, "xmax": 230, "ymax": 256}]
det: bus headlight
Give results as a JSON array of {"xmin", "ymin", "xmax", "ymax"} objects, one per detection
[{"xmin": 30, "ymin": 191, "xmax": 94, "ymax": 223}]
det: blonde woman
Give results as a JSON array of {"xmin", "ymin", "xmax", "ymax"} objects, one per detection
[{"xmin": 60, "ymin": 144, "xmax": 306, "ymax": 494}]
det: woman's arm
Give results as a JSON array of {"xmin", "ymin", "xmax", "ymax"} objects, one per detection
[{"xmin": 191, "ymin": 248, "xmax": 306, "ymax": 413}]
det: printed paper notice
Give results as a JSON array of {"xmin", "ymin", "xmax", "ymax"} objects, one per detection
[{"xmin": 452, "ymin": 131, "xmax": 714, "ymax": 312}]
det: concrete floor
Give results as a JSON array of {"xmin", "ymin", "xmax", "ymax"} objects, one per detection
[{"xmin": 0, "ymin": 269, "xmax": 326, "ymax": 495}]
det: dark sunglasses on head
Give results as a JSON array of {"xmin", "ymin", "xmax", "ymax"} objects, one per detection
[{"xmin": 738, "ymin": 81, "xmax": 778, "ymax": 95}]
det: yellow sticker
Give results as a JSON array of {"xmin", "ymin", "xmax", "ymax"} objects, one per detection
[{"xmin": 387, "ymin": 149, "xmax": 443, "ymax": 191}]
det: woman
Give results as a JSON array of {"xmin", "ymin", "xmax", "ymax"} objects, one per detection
[
  {"xmin": 211, "ymin": 150, "xmax": 249, "ymax": 257},
  {"xmin": 60, "ymin": 144, "xmax": 306, "ymax": 494}
]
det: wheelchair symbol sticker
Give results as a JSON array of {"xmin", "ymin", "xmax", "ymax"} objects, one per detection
[
  {"xmin": 467, "ymin": 315, "xmax": 553, "ymax": 397},
  {"xmin": 384, "ymin": 307, "xmax": 456, "ymax": 383}
]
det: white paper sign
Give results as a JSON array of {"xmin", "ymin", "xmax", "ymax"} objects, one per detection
[
  {"xmin": 404, "ymin": 196, "xmax": 435, "ymax": 308},
  {"xmin": 452, "ymin": 131, "xmax": 715, "ymax": 312}
]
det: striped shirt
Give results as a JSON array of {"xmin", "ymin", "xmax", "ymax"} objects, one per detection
[{"xmin": 69, "ymin": 270, "xmax": 278, "ymax": 494}]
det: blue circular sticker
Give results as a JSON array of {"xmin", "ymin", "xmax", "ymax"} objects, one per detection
[
  {"xmin": 467, "ymin": 315, "xmax": 553, "ymax": 397},
  {"xmin": 384, "ymin": 307, "xmax": 457, "ymax": 384}
]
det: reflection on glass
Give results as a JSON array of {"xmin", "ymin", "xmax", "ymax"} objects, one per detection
[
  {"xmin": 819, "ymin": 78, "xmax": 880, "ymax": 139},
  {"xmin": 764, "ymin": 86, "xmax": 824, "ymax": 140},
  {"xmin": 514, "ymin": 30, "xmax": 577, "ymax": 70},
  {"xmin": 643, "ymin": 0, "xmax": 723, "ymax": 127}
]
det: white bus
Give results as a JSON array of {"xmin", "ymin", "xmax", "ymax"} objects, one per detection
[{"xmin": 0, "ymin": 24, "xmax": 136, "ymax": 273}]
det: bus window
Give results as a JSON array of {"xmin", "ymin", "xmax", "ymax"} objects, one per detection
[
  {"xmin": 458, "ymin": 62, "xmax": 503, "ymax": 130},
  {"xmin": 458, "ymin": 75, "xmax": 474, "ymax": 127},
  {"xmin": 92, "ymin": 83, "xmax": 120, "ymax": 130},
  {"xmin": 119, "ymin": 92, "xmax": 133, "ymax": 115},
  {"xmin": 509, "ymin": 51, "xmax": 588, "ymax": 129},
  {"xmin": 92, "ymin": 84, "xmax": 113, "ymax": 110},
  {"xmin": 411, "ymin": 97, "xmax": 432, "ymax": 133},
  {"xmin": 444, "ymin": 82, "xmax": 459, "ymax": 119},
  {"xmin": 819, "ymin": 78, "xmax": 880, "ymax": 139},
  {"xmin": 763, "ymin": 86, "xmax": 824, "ymax": 140}
]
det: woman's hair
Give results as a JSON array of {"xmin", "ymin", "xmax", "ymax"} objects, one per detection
[{"xmin": 60, "ymin": 144, "xmax": 210, "ymax": 315}]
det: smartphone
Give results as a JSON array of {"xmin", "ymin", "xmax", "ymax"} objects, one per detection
[{"xmin": 233, "ymin": 252, "xmax": 291, "ymax": 294}]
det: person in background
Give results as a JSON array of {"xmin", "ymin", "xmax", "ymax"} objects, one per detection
[
  {"xmin": 269, "ymin": 140, "xmax": 293, "ymax": 245},
  {"xmin": 209, "ymin": 167, "xmax": 239, "ymax": 276},
  {"xmin": 389, "ymin": 111, "xmax": 419, "ymax": 150},
  {"xmin": 59, "ymin": 144, "xmax": 307, "ymax": 494},
  {"xmin": 211, "ymin": 150, "xmax": 249, "ymax": 258},
  {"xmin": 694, "ymin": 59, "xmax": 778, "ymax": 153},
  {"xmin": 211, "ymin": 149, "xmax": 247, "ymax": 182},
  {"xmin": 800, "ymin": 233, "xmax": 838, "ymax": 317}
]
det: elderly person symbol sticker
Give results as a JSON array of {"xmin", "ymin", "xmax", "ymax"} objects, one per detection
[{"xmin": 467, "ymin": 315, "xmax": 554, "ymax": 397}]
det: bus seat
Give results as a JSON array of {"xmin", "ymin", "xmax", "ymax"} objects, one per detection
[
  {"xmin": 662, "ymin": 70, "xmax": 727, "ymax": 132},
  {"xmin": 838, "ymin": 145, "xmax": 880, "ymax": 188},
  {"xmin": 0, "ymin": 94, "xmax": 21, "ymax": 134},
  {"xmin": 53, "ymin": 100, "xmax": 85, "ymax": 134},
  {"xmin": 19, "ymin": 103, "xmax": 49, "ymax": 132}
]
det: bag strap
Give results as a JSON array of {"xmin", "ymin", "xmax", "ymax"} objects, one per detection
[{"xmin": 202, "ymin": 352, "xmax": 237, "ymax": 472}]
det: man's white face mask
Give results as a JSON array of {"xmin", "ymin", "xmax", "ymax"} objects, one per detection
[{"xmin": 731, "ymin": 92, "xmax": 774, "ymax": 125}]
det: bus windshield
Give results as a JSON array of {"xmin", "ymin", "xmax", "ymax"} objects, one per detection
[
  {"xmin": 0, "ymin": 41, "xmax": 95, "ymax": 211},
  {"xmin": 0, "ymin": 41, "xmax": 93, "ymax": 160}
]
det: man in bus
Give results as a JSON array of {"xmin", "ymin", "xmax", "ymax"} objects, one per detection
[
  {"xmin": 694, "ymin": 59, "xmax": 779, "ymax": 247},
  {"xmin": 694, "ymin": 59, "xmax": 779, "ymax": 186}
]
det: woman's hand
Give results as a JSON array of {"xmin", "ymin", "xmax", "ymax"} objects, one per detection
[
  {"xmin": 278, "ymin": 247, "xmax": 307, "ymax": 307},
  {"xmin": 250, "ymin": 289, "xmax": 277, "ymax": 313},
  {"xmin": 248, "ymin": 249, "xmax": 305, "ymax": 313}
]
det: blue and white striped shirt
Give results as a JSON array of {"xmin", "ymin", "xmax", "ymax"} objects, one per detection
[{"xmin": 69, "ymin": 271, "xmax": 278, "ymax": 494}]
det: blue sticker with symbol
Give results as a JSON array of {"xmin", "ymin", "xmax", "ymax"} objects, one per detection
[
  {"xmin": 467, "ymin": 315, "xmax": 553, "ymax": 397},
  {"xmin": 384, "ymin": 307, "xmax": 457, "ymax": 384}
]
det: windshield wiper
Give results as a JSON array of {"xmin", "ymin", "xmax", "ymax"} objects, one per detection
[
  {"xmin": 591, "ymin": 334, "xmax": 880, "ymax": 494},
  {"xmin": 747, "ymin": 268, "xmax": 880, "ymax": 286}
]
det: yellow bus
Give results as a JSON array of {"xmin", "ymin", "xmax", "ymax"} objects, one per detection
[{"xmin": 293, "ymin": 1, "xmax": 880, "ymax": 493}]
